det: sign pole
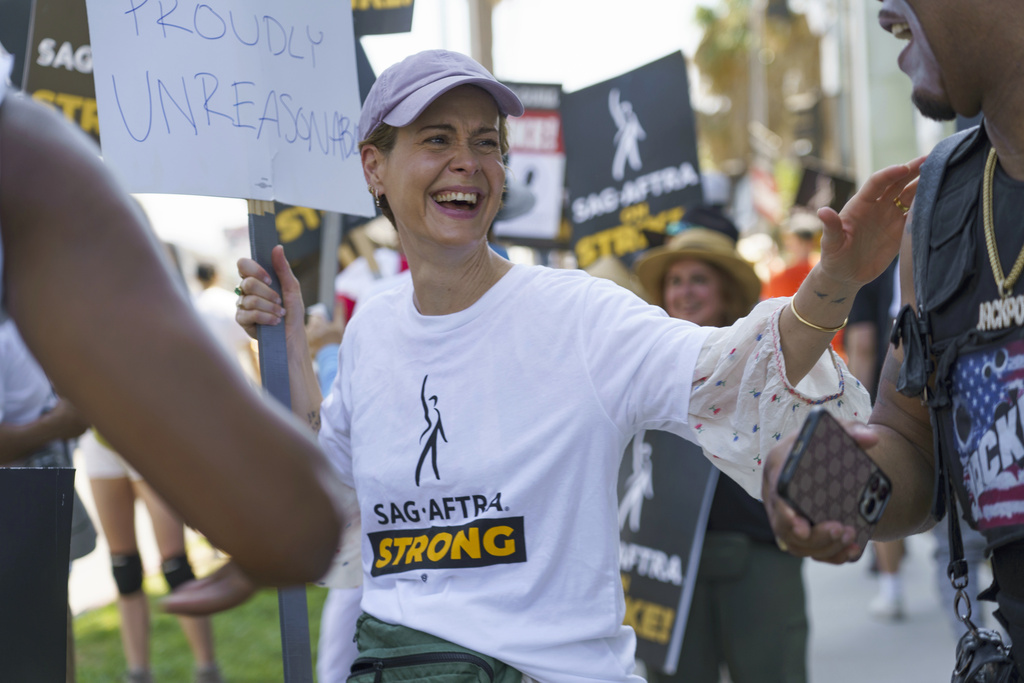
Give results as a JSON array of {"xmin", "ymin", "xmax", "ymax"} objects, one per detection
[
  {"xmin": 317, "ymin": 211, "xmax": 343, "ymax": 310},
  {"xmin": 662, "ymin": 469, "xmax": 717, "ymax": 674},
  {"xmin": 247, "ymin": 199, "xmax": 315, "ymax": 683}
]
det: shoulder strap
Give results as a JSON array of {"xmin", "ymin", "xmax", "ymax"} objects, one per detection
[
  {"xmin": 912, "ymin": 126, "xmax": 981, "ymax": 312},
  {"xmin": 904, "ymin": 126, "xmax": 984, "ymax": 524},
  {"xmin": 893, "ymin": 126, "xmax": 982, "ymax": 399},
  {"xmin": 947, "ymin": 462, "xmax": 968, "ymax": 586}
]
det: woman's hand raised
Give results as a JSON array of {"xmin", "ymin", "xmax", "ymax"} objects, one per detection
[{"xmin": 816, "ymin": 155, "xmax": 925, "ymax": 289}]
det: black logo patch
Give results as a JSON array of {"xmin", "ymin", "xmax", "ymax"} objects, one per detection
[{"xmin": 368, "ymin": 516, "xmax": 527, "ymax": 577}]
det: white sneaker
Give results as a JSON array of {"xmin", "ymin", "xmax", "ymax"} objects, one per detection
[{"xmin": 868, "ymin": 592, "xmax": 905, "ymax": 620}]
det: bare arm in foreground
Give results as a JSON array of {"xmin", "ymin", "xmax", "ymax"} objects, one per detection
[{"xmin": 0, "ymin": 93, "xmax": 342, "ymax": 587}]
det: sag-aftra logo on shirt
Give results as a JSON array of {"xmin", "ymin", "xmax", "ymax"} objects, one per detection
[
  {"xmin": 416, "ymin": 375, "xmax": 446, "ymax": 486},
  {"xmin": 365, "ymin": 375, "xmax": 528, "ymax": 577},
  {"xmin": 368, "ymin": 516, "xmax": 526, "ymax": 577}
]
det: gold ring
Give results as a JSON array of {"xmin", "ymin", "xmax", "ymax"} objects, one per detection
[
  {"xmin": 893, "ymin": 196, "xmax": 910, "ymax": 215},
  {"xmin": 234, "ymin": 285, "xmax": 244, "ymax": 296},
  {"xmin": 776, "ymin": 537, "xmax": 789, "ymax": 552}
]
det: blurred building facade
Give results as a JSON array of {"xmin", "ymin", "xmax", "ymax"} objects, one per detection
[{"xmin": 689, "ymin": 0, "xmax": 951, "ymax": 233}]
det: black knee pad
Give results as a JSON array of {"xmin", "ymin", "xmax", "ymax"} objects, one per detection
[
  {"xmin": 161, "ymin": 553, "xmax": 196, "ymax": 592},
  {"xmin": 111, "ymin": 553, "xmax": 143, "ymax": 595}
]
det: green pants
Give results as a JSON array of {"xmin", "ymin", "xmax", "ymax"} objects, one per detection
[
  {"xmin": 348, "ymin": 613, "xmax": 522, "ymax": 683},
  {"xmin": 646, "ymin": 532, "xmax": 808, "ymax": 683}
]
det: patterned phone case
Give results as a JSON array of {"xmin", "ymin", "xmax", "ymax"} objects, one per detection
[{"xmin": 776, "ymin": 408, "xmax": 892, "ymax": 549}]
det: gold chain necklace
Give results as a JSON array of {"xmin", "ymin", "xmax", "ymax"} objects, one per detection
[
  {"xmin": 976, "ymin": 147, "xmax": 1024, "ymax": 331},
  {"xmin": 982, "ymin": 147, "xmax": 1024, "ymax": 299}
]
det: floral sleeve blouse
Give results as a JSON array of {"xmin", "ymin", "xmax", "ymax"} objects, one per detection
[{"xmin": 688, "ymin": 297, "xmax": 872, "ymax": 500}]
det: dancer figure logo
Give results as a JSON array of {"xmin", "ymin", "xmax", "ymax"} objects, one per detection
[
  {"xmin": 416, "ymin": 375, "xmax": 446, "ymax": 486},
  {"xmin": 609, "ymin": 88, "xmax": 646, "ymax": 182},
  {"xmin": 618, "ymin": 430, "xmax": 654, "ymax": 532}
]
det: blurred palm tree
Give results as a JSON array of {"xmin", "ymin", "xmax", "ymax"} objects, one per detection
[{"xmin": 693, "ymin": 0, "xmax": 823, "ymax": 175}]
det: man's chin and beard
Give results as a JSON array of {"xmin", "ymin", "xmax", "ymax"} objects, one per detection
[{"xmin": 912, "ymin": 91, "xmax": 957, "ymax": 121}]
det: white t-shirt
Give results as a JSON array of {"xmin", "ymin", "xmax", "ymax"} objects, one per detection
[
  {"xmin": 320, "ymin": 264, "xmax": 712, "ymax": 682},
  {"xmin": 194, "ymin": 286, "xmax": 252, "ymax": 353},
  {"xmin": 0, "ymin": 320, "xmax": 54, "ymax": 426},
  {"xmin": 334, "ymin": 248, "xmax": 405, "ymax": 308},
  {"xmin": 317, "ymin": 263, "xmax": 870, "ymax": 681},
  {"xmin": 193, "ymin": 285, "xmax": 257, "ymax": 380}
]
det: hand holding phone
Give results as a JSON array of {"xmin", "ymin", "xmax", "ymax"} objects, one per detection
[{"xmin": 776, "ymin": 408, "xmax": 892, "ymax": 550}]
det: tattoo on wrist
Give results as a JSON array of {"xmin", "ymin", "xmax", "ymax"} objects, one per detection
[
  {"xmin": 308, "ymin": 411, "xmax": 321, "ymax": 433},
  {"xmin": 813, "ymin": 290, "xmax": 848, "ymax": 304}
]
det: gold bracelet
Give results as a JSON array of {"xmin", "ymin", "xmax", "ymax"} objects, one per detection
[{"xmin": 789, "ymin": 298, "xmax": 847, "ymax": 333}]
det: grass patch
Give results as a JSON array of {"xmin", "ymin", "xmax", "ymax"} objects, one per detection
[{"xmin": 75, "ymin": 576, "xmax": 329, "ymax": 682}]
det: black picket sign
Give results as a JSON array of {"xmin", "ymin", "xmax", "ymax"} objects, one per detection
[{"xmin": 0, "ymin": 467, "xmax": 75, "ymax": 682}]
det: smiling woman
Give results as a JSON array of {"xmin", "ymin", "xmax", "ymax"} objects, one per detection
[
  {"xmin": 234, "ymin": 48, "xmax": 917, "ymax": 683},
  {"xmin": 362, "ymin": 85, "xmax": 507, "ymax": 274}
]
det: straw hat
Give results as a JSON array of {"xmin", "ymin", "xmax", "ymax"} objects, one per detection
[
  {"xmin": 584, "ymin": 256, "xmax": 649, "ymax": 300},
  {"xmin": 634, "ymin": 224, "xmax": 762, "ymax": 313}
]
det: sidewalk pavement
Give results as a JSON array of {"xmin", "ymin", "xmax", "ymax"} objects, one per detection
[{"xmin": 805, "ymin": 530, "xmax": 994, "ymax": 682}]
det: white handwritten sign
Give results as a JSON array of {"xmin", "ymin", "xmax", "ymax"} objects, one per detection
[{"xmin": 85, "ymin": 0, "xmax": 373, "ymax": 217}]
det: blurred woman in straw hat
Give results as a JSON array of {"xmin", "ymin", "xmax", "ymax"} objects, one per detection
[
  {"xmin": 633, "ymin": 206, "xmax": 808, "ymax": 683},
  {"xmin": 634, "ymin": 207, "xmax": 761, "ymax": 326}
]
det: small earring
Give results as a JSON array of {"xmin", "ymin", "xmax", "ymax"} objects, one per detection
[{"xmin": 368, "ymin": 185, "xmax": 381, "ymax": 208}]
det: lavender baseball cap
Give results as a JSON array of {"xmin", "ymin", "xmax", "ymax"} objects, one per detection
[{"xmin": 357, "ymin": 49, "xmax": 524, "ymax": 141}]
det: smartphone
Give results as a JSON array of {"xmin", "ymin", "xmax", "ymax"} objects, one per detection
[{"xmin": 776, "ymin": 408, "xmax": 892, "ymax": 549}]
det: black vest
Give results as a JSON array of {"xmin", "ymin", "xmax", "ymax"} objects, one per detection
[{"xmin": 894, "ymin": 125, "xmax": 1024, "ymax": 551}]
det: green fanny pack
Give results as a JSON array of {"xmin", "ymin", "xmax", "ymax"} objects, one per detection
[{"xmin": 348, "ymin": 613, "xmax": 522, "ymax": 683}]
